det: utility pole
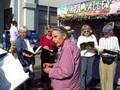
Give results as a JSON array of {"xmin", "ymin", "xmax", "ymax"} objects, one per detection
[{"xmin": 47, "ymin": 1, "xmax": 49, "ymax": 26}]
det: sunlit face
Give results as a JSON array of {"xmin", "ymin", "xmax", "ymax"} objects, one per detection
[
  {"xmin": 83, "ymin": 29, "xmax": 91, "ymax": 36},
  {"xmin": 20, "ymin": 31, "xmax": 28, "ymax": 38},
  {"xmin": 47, "ymin": 29, "xmax": 53, "ymax": 36},
  {"xmin": 52, "ymin": 31, "xmax": 65, "ymax": 47}
]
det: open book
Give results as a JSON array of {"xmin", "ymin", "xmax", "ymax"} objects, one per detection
[
  {"xmin": 80, "ymin": 41, "xmax": 94, "ymax": 51},
  {"xmin": 23, "ymin": 46, "xmax": 41, "ymax": 55}
]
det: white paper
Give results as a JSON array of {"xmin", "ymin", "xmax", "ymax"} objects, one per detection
[
  {"xmin": 26, "ymin": 46, "xmax": 41, "ymax": 54},
  {"xmin": 0, "ymin": 53, "xmax": 29, "ymax": 90},
  {"xmin": 34, "ymin": 46, "xmax": 41, "ymax": 54},
  {"xmin": 0, "ymin": 48, "xmax": 7, "ymax": 54}
]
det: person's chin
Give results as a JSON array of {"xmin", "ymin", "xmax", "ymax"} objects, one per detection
[{"xmin": 56, "ymin": 44, "xmax": 60, "ymax": 47}]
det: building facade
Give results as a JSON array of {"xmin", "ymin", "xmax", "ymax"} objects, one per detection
[{"xmin": 0, "ymin": 0, "xmax": 78, "ymax": 43}]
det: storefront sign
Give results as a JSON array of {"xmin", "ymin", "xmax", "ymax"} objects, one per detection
[
  {"xmin": 58, "ymin": 0, "xmax": 120, "ymax": 17},
  {"xmin": 67, "ymin": 0, "xmax": 111, "ymax": 15}
]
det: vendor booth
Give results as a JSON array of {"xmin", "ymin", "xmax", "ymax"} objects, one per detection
[{"xmin": 58, "ymin": 0, "xmax": 120, "ymax": 86}]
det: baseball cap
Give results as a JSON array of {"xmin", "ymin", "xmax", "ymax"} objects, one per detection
[{"xmin": 102, "ymin": 22, "xmax": 114, "ymax": 33}]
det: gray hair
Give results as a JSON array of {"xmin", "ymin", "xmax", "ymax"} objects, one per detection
[
  {"xmin": 19, "ymin": 26, "xmax": 28, "ymax": 32},
  {"xmin": 52, "ymin": 27, "xmax": 70, "ymax": 38}
]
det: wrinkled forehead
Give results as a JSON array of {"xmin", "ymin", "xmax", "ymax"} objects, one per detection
[{"xmin": 52, "ymin": 30, "xmax": 61, "ymax": 37}]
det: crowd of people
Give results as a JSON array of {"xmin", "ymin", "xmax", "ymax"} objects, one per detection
[{"xmin": 7, "ymin": 20, "xmax": 120, "ymax": 90}]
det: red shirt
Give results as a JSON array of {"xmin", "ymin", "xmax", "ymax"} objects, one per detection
[{"xmin": 40, "ymin": 35, "xmax": 56, "ymax": 51}]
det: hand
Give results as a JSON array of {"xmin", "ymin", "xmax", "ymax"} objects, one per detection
[
  {"xmin": 43, "ymin": 63, "xmax": 53, "ymax": 68},
  {"xmin": 43, "ymin": 46, "xmax": 54, "ymax": 52},
  {"xmin": 28, "ymin": 54, "xmax": 33, "ymax": 58},
  {"xmin": 43, "ymin": 67, "xmax": 51, "ymax": 74},
  {"xmin": 86, "ymin": 45, "xmax": 92, "ymax": 50},
  {"xmin": 99, "ymin": 48, "xmax": 104, "ymax": 53},
  {"xmin": 91, "ymin": 48, "xmax": 98, "ymax": 53},
  {"xmin": 43, "ymin": 46, "xmax": 49, "ymax": 50},
  {"xmin": 23, "ymin": 53, "xmax": 33, "ymax": 58},
  {"xmin": 9, "ymin": 45, "xmax": 16, "ymax": 53}
]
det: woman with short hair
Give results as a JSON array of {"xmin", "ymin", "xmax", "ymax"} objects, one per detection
[{"xmin": 77, "ymin": 24, "xmax": 98, "ymax": 90}]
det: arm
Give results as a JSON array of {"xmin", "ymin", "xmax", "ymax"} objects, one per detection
[
  {"xmin": 16, "ymin": 38, "xmax": 33, "ymax": 58},
  {"xmin": 16, "ymin": 38, "xmax": 23, "ymax": 54},
  {"xmin": 93, "ymin": 35, "xmax": 98, "ymax": 49},
  {"xmin": 98, "ymin": 38, "xmax": 104, "ymax": 54},
  {"xmin": 77, "ymin": 36, "xmax": 81, "ymax": 48},
  {"xmin": 90, "ymin": 35, "xmax": 98, "ymax": 52},
  {"xmin": 115, "ymin": 37, "xmax": 120, "ymax": 51}
]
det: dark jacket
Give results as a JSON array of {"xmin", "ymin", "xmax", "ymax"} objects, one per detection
[{"xmin": 16, "ymin": 36, "xmax": 35, "ymax": 67}]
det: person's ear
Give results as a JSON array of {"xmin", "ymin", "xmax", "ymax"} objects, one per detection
[{"xmin": 62, "ymin": 33, "xmax": 67, "ymax": 40}]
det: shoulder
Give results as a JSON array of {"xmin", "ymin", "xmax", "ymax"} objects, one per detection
[
  {"xmin": 16, "ymin": 36, "xmax": 23, "ymax": 41},
  {"xmin": 99, "ymin": 37, "xmax": 105, "ymax": 43},
  {"xmin": 91, "ymin": 34, "xmax": 96, "ymax": 38},
  {"xmin": 111, "ymin": 36, "xmax": 119, "ymax": 40},
  {"xmin": 64, "ymin": 40, "xmax": 80, "ymax": 51},
  {"xmin": 111, "ymin": 36, "xmax": 118, "ymax": 39},
  {"xmin": 99, "ymin": 37, "xmax": 104, "ymax": 40},
  {"xmin": 78, "ymin": 35, "xmax": 85, "ymax": 40},
  {"xmin": 78, "ymin": 35, "xmax": 84, "ymax": 38}
]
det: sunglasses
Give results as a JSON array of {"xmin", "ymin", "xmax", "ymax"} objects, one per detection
[{"xmin": 84, "ymin": 30, "xmax": 90, "ymax": 33}]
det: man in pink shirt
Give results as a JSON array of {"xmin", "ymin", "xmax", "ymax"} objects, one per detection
[{"xmin": 43, "ymin": 27, "xmax": 81, "ymax": 90}]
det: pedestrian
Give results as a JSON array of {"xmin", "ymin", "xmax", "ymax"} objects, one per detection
[
  {"xmin": 77, "ymin": 24, "xmax": 98, "ymax": 90},
  {"xmin": 43, "ymin": 27, "xmax": 81, "ymax": 90},
  {"xmin": 39, "ymin": 25, "xmax": 57, "ymax": 89},
  {"xmin": 9, "ymin": 20, "xmax": 19, "ymax": 53},
  {"xmin": 99, "ymin": 22, "xmax": 120, "ymax": 90},
  {"xmin": 16, "ymin": 26, "xmax": 35, "ymax": 90}
]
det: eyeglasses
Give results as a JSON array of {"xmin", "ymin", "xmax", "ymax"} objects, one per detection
[{"xmin": 84, "ymin": 30, "xmax": 90, "ymax": 33}]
